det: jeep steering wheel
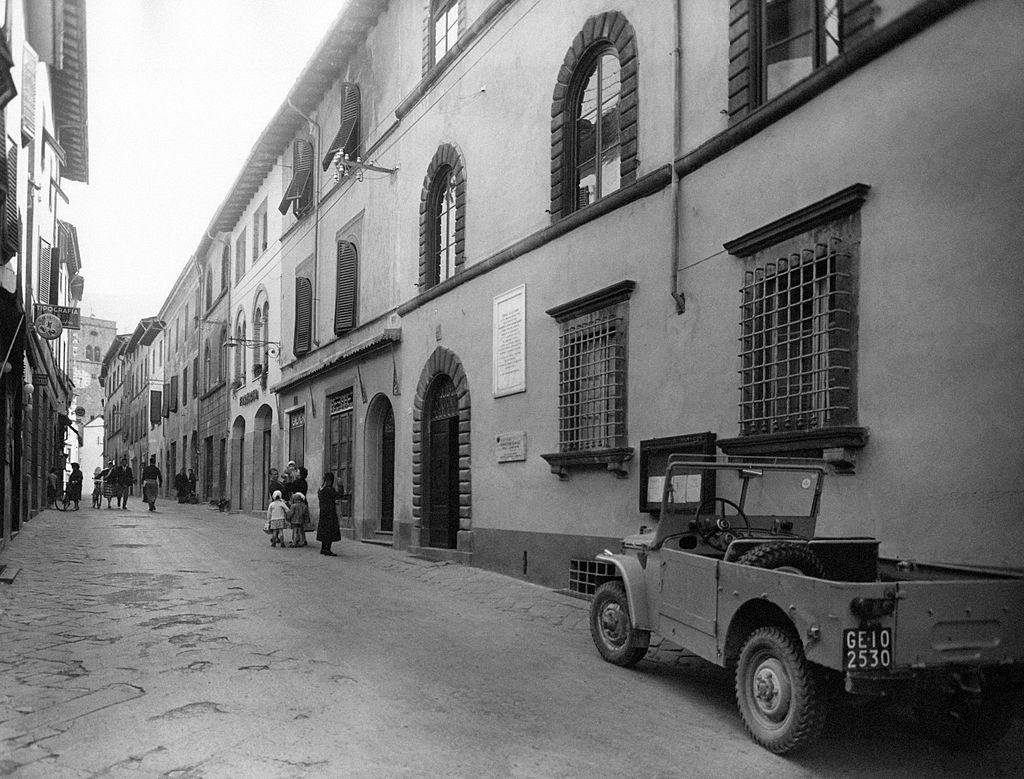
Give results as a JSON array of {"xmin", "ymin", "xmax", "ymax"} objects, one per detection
[{"xmin": 692, "ymin": 497, "xmax": 751, "ymax": 552}]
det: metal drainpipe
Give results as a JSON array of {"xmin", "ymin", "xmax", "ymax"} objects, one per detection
[
  {"xmin": 205, "ymin": 233, "xmax": 232, "ymax": 502},
  {"xmin": 670, "ymin": 1, "xmax": 686, "ymax": 314},
  {"xmin": 286, "ymin": 97, "xmax": 322, "ymax": 347}
]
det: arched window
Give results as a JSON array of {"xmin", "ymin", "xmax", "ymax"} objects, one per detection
[
  {"xmin": 419, "ymin": 144, "xmax": 466, "ymax": 290},
  {"xmin": 234, "ymin": 311, "xmax": 246, "ymax": 383},
  {"xmin": 430, "ymin": 170, "xmax": 455, "ymax": 286},
  {"xmin": 550, "ymin": 12, "xmax": 639, "ymax": 221},
  {"xmin": 203, "ymin": 341, "xmax": 212, "ymax": 390},
  {"xmin": 253, "ymin": 292, "xmax": 271, "ymax": 371},
  {"xmin": 571, "ymin": 48, "xmax": 621, "ymax": 208},
  {"xmin": 218, "ymin": 325, "xmax": 228, "ymax": 382}
]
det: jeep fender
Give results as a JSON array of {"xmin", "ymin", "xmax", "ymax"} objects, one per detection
[{"xmin": 596, "ymin": 552, "xmax": 653, "ymax": 631}]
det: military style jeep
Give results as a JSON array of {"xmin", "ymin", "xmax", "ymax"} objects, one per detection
[{"xmin": 588, "ymin": 456, "xmax": 1024, "ymax": 754}]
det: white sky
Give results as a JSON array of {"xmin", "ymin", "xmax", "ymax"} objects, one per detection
[{"xmin": 62, "ymin": 0, "xmax": 346, "ymax": 332}]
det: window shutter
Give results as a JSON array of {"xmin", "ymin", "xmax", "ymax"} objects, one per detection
[
  {"xmin": 1, "ymin": 143, "xmax": 15, "ymax": 262},
  {"xmin": 193, "ymin": 356, "xmax": 199, "ymax": 395},
  {"xmin": 37, "ymin": 242, "xmax": 51, "ymax": 303},
  {"xmin": 842, "ymin": 0, "xmax": 876, "ymax": 50},
  {"xmin": 322, "ymin": 83, "xmax": 361, "ymax": 171},
  {"xmin": 293, "ymin": 276, "xmax": 312, "ymax": 355},
  {"xmin": 728, "ymin": 0, "xmax": 753, "ymax": 123},
  {"xmin": 21, "ymin": 45, "xmax": 36, "ymax": 139},
  {"xmin": 151, "ymin": 389, "xmax": 162, "ymax": 425},
  {"xmin": 279, "ymin": 139, "xmax": 314, "ymax": 215},
  {"xmin": 334, "ymin": 241, "xmax": 358, "ymax": 334},
  {"xmin": 162, "ymin": 382, "xmax": 170, "ymax": 418},
  {"xmin": 170, "ymin": 375, "xmax": 179, "ymax": 412}
]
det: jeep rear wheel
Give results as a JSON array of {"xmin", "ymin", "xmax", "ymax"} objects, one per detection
[
  {"xmin": 735, "ymin": 626, "xmax": 826, "ymax": 754},
  {"xmin": 590, "ymin": 581, "xmax": 649, "ymax": 668}
]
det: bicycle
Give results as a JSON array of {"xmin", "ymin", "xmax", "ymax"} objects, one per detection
[{"xmin": 51, "ymin": 487, "xmax": 73, "ymax": 512}]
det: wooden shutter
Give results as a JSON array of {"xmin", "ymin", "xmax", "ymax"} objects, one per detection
[
  {"xmin": 279, "ymin": 139, "xmax": 314, "ymax": 215},
  {"xmin": 322, "ymin": 83, "xmax": 361, "ymax": 170},
  {"xmin": 3, "ymin": 143, "xmax": 16, "ymax": 262},
  {"xmin": 293, "ymin": 276, "xmax": 312, "ymax": 355},
  {"xmin": 150, "ymin": 389, "xmax": 162, "ymax": 425},
  {"xmin": 728, "ymin": 0, "xmax": 753, "ymax": 123},
  {"xmin": 193, "ymin": 356, "xmax": 199, "ymax": 395},
  {"xmin": 37, "ymin": 241, "xmax": 51, "ymax": 303},
  {"xmin": 162, "ymin": 382, "xmax": 170, "ymax": 417},
  {"xmin": 21, "ymin": 45, "xmax": 36, "ymax": 139},
  {"xmin": 334, "ymin": 241, "xmax": 358, "ymax": 334},
  {"xmin": 842, "ymin": 0, "xmax": 876, "ymax": 50},
  {"xmin": 170, "ymin": 375, "xmax": 179, "ymax": 412}
]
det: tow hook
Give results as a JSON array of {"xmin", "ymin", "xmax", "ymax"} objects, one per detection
[{"xmin": 850, "ymin": 590, "xmax": 897, "ymax": 621}]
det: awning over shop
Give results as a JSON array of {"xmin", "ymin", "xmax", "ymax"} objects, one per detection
[{"xmin": 272, "ymin": 328, "xmax": 401, "ymax": 395}]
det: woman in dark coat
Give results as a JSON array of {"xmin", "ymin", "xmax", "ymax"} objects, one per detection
[
  {"xmin": 66, "ymin": 463, "xmax": 84, "ymax": 510},
  {"xmin": 316, "ymin": 472, "xmax": 342, "ymax": 556}
]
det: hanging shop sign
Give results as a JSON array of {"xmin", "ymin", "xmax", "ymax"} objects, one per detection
[
  {"xmin": 33, "ymin": 303, "xmax": 81, "ymax": 330},
  {"xmin": 33, "ymin": 312, "xmax": 63, "ymax": 339}
]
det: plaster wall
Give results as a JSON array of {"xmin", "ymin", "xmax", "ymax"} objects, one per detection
[{"xmin": 675, "ymin": 1, "xmax": 1024, "ymax": 568}]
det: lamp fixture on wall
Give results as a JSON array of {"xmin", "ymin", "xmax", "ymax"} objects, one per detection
[
  {"xmin": 224, "ymin": 338, "xmax": 281, "ymax": 359},
  {"xmin": 333, "ymin": 152, "xmax": 398, "ymax": 184}
]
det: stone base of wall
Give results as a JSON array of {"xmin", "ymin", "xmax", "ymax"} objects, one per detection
[{"xmin": 471, "ymin": 528, "xmax": 624, "ymax": 590}]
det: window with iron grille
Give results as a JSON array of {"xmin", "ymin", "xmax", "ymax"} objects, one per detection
[
  {"xmin": 543, "ymin": 281, "xmax": 635, "ymax": 477},
  {"xmin": 720, "ymin": 186, "xmax": 868, "ymax": 461},
  {"xmin": 740, "ymin": 237, "xmax": 854, "ymax": 436},
  {"xmin": 327, "ymin": 390, "xmax": 354, "ymax": 522},
  {"xmin": 288, "ymin": 409, "xmax": 305, "ymax": 467},
  {"xmin": 557, "ymin": 304, "xmax": 627, "ymax": 452}
]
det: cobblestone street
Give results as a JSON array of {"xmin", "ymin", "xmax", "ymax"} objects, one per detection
[{"xmin": 1, "ymin": 504, "xmax": 1022, "ymax": 777}]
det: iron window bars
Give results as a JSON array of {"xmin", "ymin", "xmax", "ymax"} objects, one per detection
[
  {"xmin": 739, "ymin": 236, "xmax": 852, "ymax": 436},
  {"xmin": 557, "ymin": 304, "xmax": 627, "ymax": 452}
]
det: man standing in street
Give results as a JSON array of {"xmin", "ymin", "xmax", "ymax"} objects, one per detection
[
  {"xmin": 117, "ymin": 456, "xmax": 135, "ymax": 510},
  {"xmin": 141, "ymin": 455, "xmax": 162, "ymax": 512}
]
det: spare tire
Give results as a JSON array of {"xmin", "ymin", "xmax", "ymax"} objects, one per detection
[{"xmin": 737, "ymin": 542, "xmax": 824, "ymax": 578}]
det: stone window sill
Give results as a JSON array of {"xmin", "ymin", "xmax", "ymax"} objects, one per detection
[
  {"xmin": 541, "ymin": 448, "xmax": 634, "ymax": 480},
  {"xmin": 717, "ymin": 427, "xmax": 868, "ymax": 472}
]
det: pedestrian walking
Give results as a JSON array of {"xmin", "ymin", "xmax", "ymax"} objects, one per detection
[
  {"xmin": 66, "ymin": 463, "xmax": 83, "ymax": 511},
  {"xmin": 102, "ymin": 460, "xmax": 117, "ymax": 508},
  {"xmin": 266, "ymin": 490, "xmax": 289, "ymax": 547},
  {"xmin": 174, "ymin": 469, "xmax": 188, "ymax": 503},
  {"xmin": 118, "ymin": 457, "xmax": 135, "ymax": 510},
  {"xmin": 47, "ymin": 467, "xmax": 61, "ymax": 508},
  {"xmin": 141, "ymin": 455, "xmax": 162, "ymax": 512},
  {"xmin": 187, "ymin": 468, "xmax": 197, "ymax": 501},
  {"xmin": 286, "ymin": 492, "xmax": 310, "ymax": 547},
  {"xmin": 316, "ymin": 472, "xmax": 342, "ymax": 556},
  {"xmin": 91, "ymin": 467, "xmax": 103, "ymax": 509}
]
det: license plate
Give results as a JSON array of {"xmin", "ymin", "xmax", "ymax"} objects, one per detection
[{"xmin": 843, "ymin": 627, "xmax": 893, "ymax": 670}]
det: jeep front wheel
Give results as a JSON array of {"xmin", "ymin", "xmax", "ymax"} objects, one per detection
[
  {"xmin": 590, "ymin": 580, "xmax": 649, "ymax": 668},
  {"xmin": 735, "ymin": 626, "xmax": 826, "ymax": 754}
]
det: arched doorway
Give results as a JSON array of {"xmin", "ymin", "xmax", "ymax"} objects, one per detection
[
  {"xmin": 254, "ymin": 405, "xmax": 274, "ymax": 510},
  {"xmin": 363, "ymin": 394, "xmax": 395, "ymax": 537},
  {"xmin": 231, "ymin": 415, "xmax": 246, "ymax": 511},
  {"xmin": 424, "ymin": 375, "xmax": 459, "ymax": 549}
]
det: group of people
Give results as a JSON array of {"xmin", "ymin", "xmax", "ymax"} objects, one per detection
[
  {"xmin": 90, "ymin": 457, "xmax": 136, "ymax": 510},
  {"xmin": 264, "ymin": 461, "xmax": 344, "ymax": 556},
  {"xmin": 173, "ymin": 468, "xmax": 198, "ymax": 503}
]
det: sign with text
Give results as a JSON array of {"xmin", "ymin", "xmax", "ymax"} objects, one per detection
[
  {"xmin": 33, "ymin": 303, "xmax": 81, "ymax": 330},
  {"xmin": 496, "ymin": 431, "xmax": 527, "ymax": 463},
  {"xmin": 492, "ymin": 285, "xmax": 526, "ymax": 397}
]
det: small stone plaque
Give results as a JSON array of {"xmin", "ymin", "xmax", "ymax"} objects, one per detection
[{"xmin": 496, "ymin": 431, "xmax": 527, "ymax": 463}]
